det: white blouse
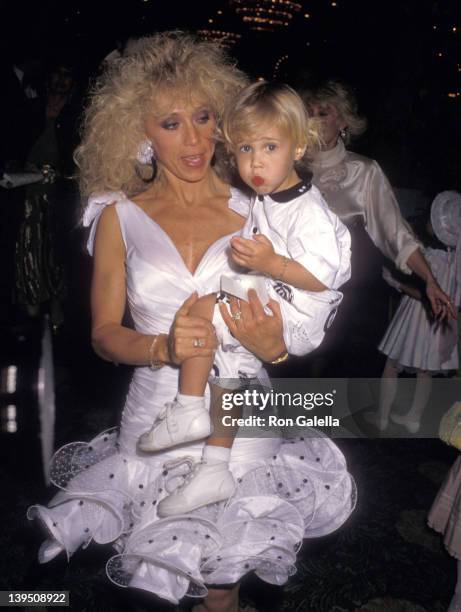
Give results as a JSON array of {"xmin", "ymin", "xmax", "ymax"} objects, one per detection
[{"xmin": 310, "ymin": 140, "xmax": 421, "ymax": 274}]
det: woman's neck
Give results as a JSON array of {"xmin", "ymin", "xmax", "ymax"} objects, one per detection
[
  {"xmin": 313, "ymin": 139, "xmax": 347, "ymax": 168},
  {"xmin": 151, "ymin": 169, "xmax": 228, "ymax": 206}
]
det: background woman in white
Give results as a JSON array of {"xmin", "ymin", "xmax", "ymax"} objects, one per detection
[{"xmin": 302, "ymin": 79, "xmax": 455, "ymax": 377}]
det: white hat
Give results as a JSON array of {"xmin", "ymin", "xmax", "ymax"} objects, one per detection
[{"xmin": 430, "ymin": 191, "xmax": 461, "ymax": 247}]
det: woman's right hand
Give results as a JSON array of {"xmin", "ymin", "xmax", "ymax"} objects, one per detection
[
  {"xmin": 167, "ymin": 293, "xmax": 218, "ymax": 365},
  {"xmin": 219, "ymin": 289, "xmax": 286, "ymax": 362}
]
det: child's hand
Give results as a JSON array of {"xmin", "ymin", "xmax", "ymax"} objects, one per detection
[{"xmin": 230, "ymin": 234, "xmax": 278, "ymax": 275}]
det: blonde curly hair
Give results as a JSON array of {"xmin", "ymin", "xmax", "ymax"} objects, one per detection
[
  {"xmin": 75, "ymin": 32, "xmax": 248, "ymax": 198},
  {"xmin": 301, "ymin": 79, "xmax": 367, "ymax": 146}
]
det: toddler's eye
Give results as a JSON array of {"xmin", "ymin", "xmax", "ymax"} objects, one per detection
[
  {"xmin": 266, "ymin": 143, "xmax": 277, "ymax": 151},
  {"xmin": 239, "ymin": 144, "xmax": 251, "ymax": 153}
]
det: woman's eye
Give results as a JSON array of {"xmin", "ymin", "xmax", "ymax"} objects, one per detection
[
  {"xmin": 196, "ymin": 112, "xmax": 210, "ymax": 124},
  {"xmin": 161, "ymin": 121, "xmax": 179, "ymax": 130},
  {"xmin": 239, "ymin": 144, "xmax": 251, "ymax": 153}
]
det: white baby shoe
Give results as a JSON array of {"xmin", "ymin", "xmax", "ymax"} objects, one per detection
[
  {"xmin": 157, "ymin": 460, "xmax": 236, "ymax": 517},
  {"xmin": 137, "ymin": 400, "xmax": 212, "ymax": 452}
]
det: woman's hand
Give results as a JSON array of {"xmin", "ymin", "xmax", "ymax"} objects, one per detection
[
  {"xmin": 425, "ymin": 279, "xmax": 456, "ymax": 321},
  {"xmin": 167, "ymin": 293, "xmax": 218, "ymax": 365},
  {"xmin": 406, "ymin": 249, "xmax": 456, "ymax": 321},
  {"xmin": 219, "ymin": 289, "xmax": 286, "ymax": 362}
]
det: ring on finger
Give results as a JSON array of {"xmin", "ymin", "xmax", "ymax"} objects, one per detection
[
  {"xmin": 193, "ymin": 338, "xmax": 205, "ymax": 348},
  {"xmin": 231, "ymin": 310, "xmax": 242, "ymax": 321}
]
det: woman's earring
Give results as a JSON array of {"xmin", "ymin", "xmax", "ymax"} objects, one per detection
[
  {"xmin": 137, "ymin": 139, "xmax": 154, "ymax": 164},
  {"xmin": 339, "ymin": 128, "xmax": 347, "ymax": 141},
  {"xmin": 150, "ymin": 154, "xmax": 157, "ymax": 182},
  {"xmin": 136, "ymin": 139, "xmax": 157, "ymax": 182}
]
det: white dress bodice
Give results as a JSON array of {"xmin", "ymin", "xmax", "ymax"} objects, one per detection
[{"xmin": 83, "ymin": 190, "xmax": 274, "ymax": 460}]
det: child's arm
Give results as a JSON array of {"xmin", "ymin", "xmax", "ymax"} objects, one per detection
[
  {"xmin": 231, "ymin": 235, "xmax": 327, "ymax": 292},
  {"xmin": 399, "ymin": 282, "xmax": 423, "ymax": 301},
  {"xmin": 382, "ymin": 266, "xmax": 422, "ymax": 300}
]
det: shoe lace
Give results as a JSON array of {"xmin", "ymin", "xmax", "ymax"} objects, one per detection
[
  {"xmin": 163, "ymin": 455, "xmax": 203, "ymax": 493},
  {"xmin": 152, "ymin": 401, "xmax": 178, "ymax": 435}
]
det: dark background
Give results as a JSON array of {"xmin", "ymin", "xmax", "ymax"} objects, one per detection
[
  {"xmin": 2, "ymin": 0, "xmax": 460, "ymax": 192},
  {"xmin": 0, "ymin": 2, "xmax": 460, "ymax": 610}
]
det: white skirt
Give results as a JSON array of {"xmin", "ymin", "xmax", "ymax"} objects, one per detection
[
  {"xmin": 379, "ymin": 247, "xmax": 459, "ymax": 373},
  {"xmin": 28, "ymin": 367, "xmax": 356, "ymax": 605},
  {"xmin": 378, "ymin": 295, "xmax": 458, "ymax": 372}
]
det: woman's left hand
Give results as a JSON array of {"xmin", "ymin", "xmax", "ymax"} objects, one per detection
[
  {"xmin": 425, "ymin": 279, "xmax": 456, "ymax": 321},
  {"xmin": 219, "ymin": 289, "xmax": 286, "ymax": 362}
]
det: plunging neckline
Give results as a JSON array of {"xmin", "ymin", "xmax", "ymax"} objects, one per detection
[{"xmin": 126, "ymin": 192, "xmax": 242, "ymax": 278}]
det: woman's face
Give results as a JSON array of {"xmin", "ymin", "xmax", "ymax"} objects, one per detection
[
  {"xmin": 145, "ymin": 95, "xmax": 217, "ymax": 183},
  {"xmin": 308, "ymin": 102, "xmax": 346, "ymax": 150}
]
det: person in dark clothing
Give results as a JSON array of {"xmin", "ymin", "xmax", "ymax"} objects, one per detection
[
  {"xmin": 14, "ymin": 62, "xmax": 81, "ymax": 329},
  {"xmin": 0, "ymin": 50, "xmax": 41, "ymax": 322}
]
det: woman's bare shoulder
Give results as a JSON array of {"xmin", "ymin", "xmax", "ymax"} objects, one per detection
[
  {"xmin": 96, "ymin": 204, "xmax": 124, "ymax": 252},
  {"xmin": 98, "ymin": 202, "xmax": 120, "ymax": 222}
]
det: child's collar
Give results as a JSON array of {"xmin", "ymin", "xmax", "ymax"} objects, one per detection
[{"xmin": 256, "ymin": 177, "xmax": 312, "ymax": 203}]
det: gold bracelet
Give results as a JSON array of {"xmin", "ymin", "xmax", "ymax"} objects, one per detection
[
  {"xmin": 148, "ymin": 335, "xmax": 164, "ymax": 371},
  {"xmin": 277, "ymin": 256, "xmax": 289, "ymax": 282},
  {"xmin": 270, "ymin": 351, "xmax": 289, "ymax": 365}
]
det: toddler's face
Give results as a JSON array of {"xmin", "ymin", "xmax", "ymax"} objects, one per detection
[{"xmin": 234, "ymin": 125, "xmax": 302, "ymax": 196}]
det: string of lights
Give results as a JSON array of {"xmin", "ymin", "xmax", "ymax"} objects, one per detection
[
  {"xmin": 198, "ymin": 6, "xmax": 242, "ymax": 47},
  {"xmin": 197, "ymin": 29, "xmax": 242, "ymax": 47},
  {"xmin": 273, "ymin": 53, "xmax": 289, "ymax": 78},
  {"xmin": 231, "ymin": 0, "xmax": 301, "ymax": 32}
]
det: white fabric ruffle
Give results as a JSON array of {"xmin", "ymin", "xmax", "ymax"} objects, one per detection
[{"xmin": 28, "ymin": 427, "xmax": 356, "ymax": 604}]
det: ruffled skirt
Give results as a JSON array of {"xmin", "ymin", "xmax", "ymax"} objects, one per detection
[
  {"xmin": 28, "ymin": 368, "xmax": 356, "ymax": 604},
  {"xmin": 378, "ymin": 248, "xmax": 459, "ymax": 374}
]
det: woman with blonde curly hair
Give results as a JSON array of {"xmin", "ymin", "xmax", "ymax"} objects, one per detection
[
  {"xmin": 28, "ymin": 34, "xmax": 355, "ymax": 610},
  {"xmin": 301, "ymin": 78, "xmax": 455, "ymax": 380}
]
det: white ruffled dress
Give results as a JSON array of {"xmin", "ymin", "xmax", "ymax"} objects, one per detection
[
  {"xmin": 28, "ymin": 190, "xmax": 356, "ymax": 605},
  {"xmin": 378, "ymin": 247, "xmax": 460, "ymax": 373}
]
